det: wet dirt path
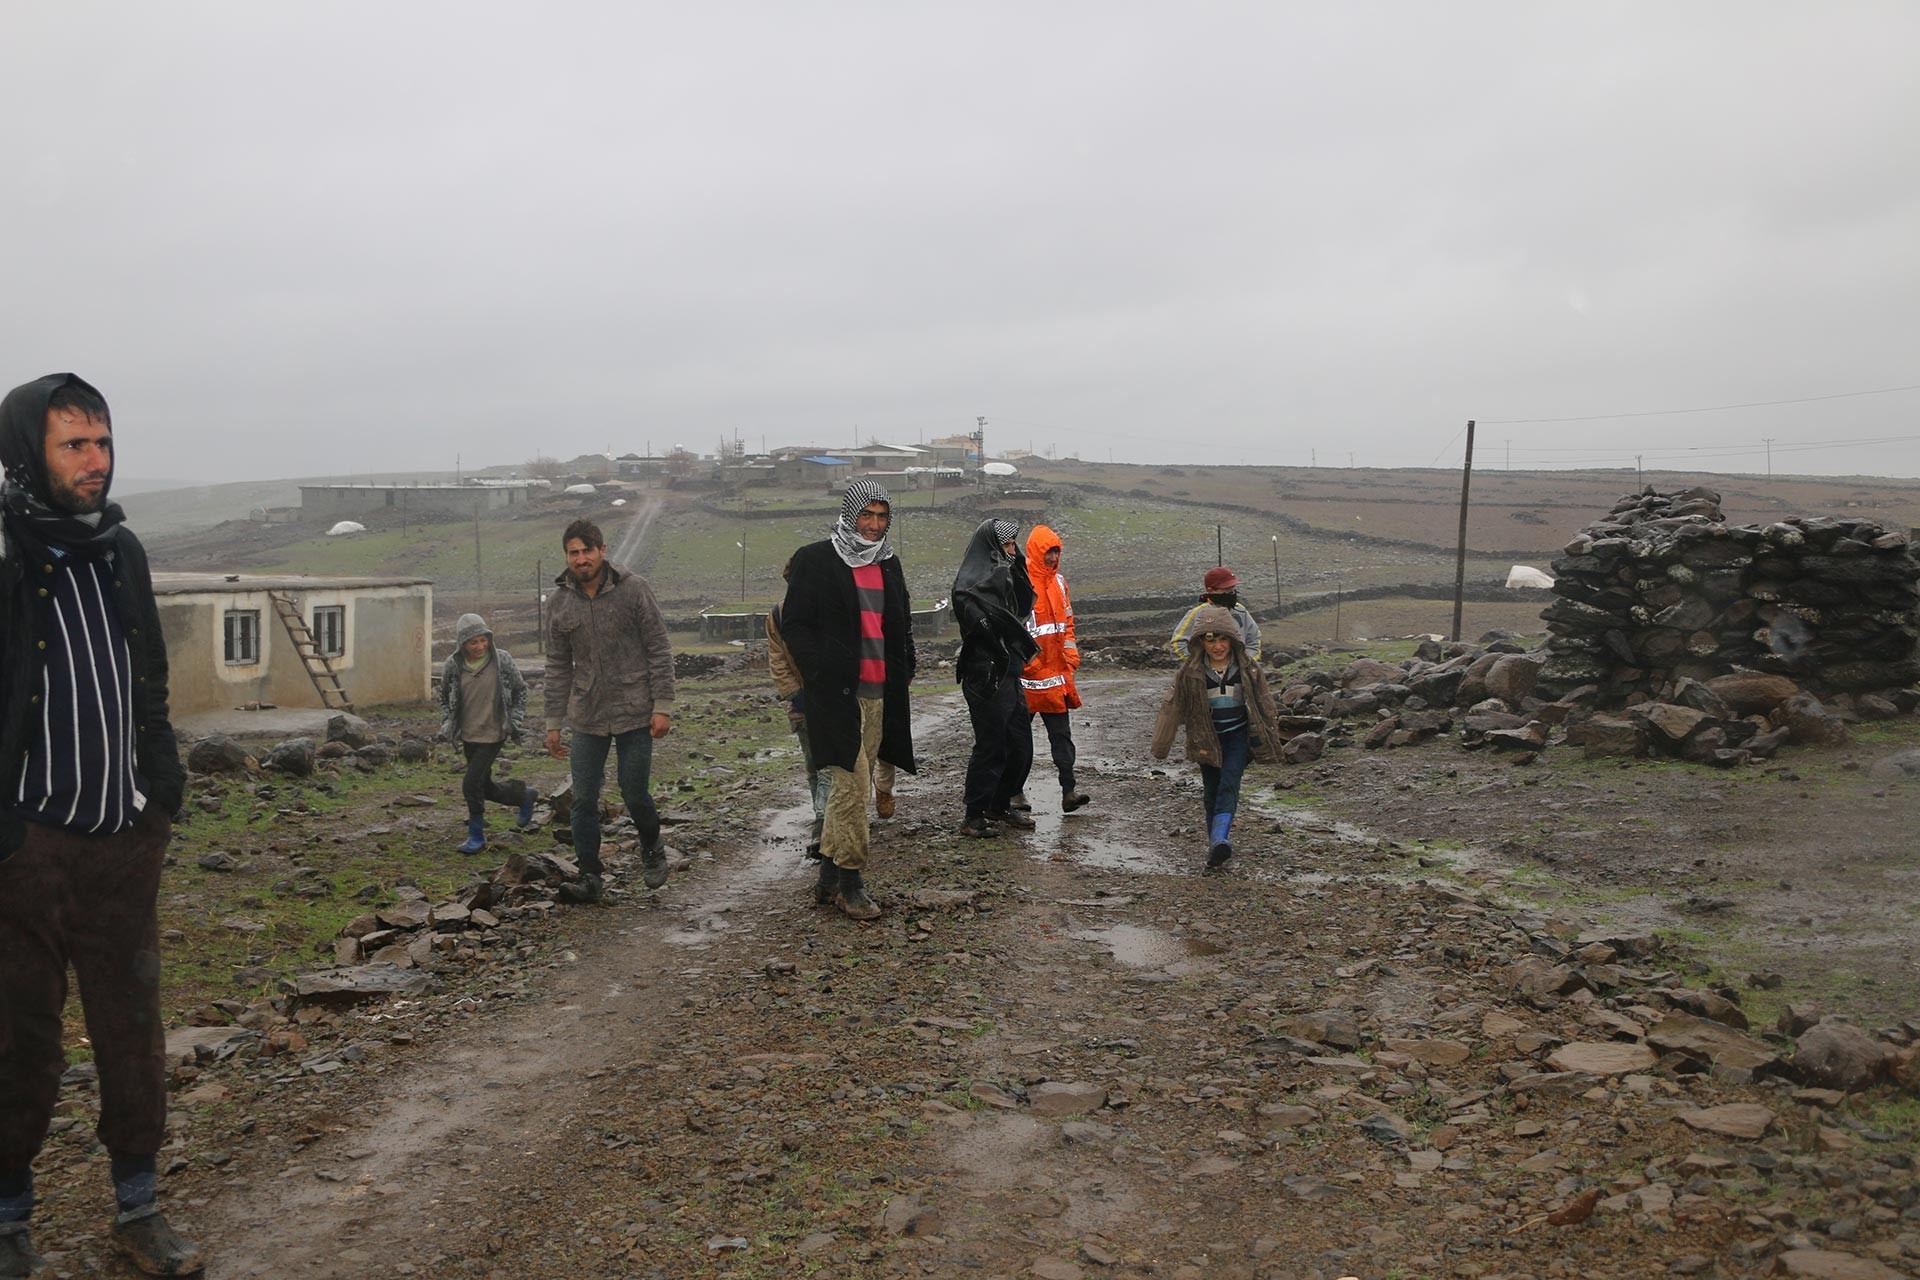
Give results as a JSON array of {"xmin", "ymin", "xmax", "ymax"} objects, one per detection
[{"xmin": 182, "ymin": 673, "xmax": 1917, "ymax": 1279}]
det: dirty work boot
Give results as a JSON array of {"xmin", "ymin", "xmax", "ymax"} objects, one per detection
[
  {"xmin": 874, "ymin": 791, "xmax": 895, "ymax": 819},
  {"xmin": 110, "ymin": 1208, "xmax": 205, "ymax": 1277},
  {"xmin": 958, "ymin": 814, "xmax": 996, "ymax": 838},
  {"xmin": 835, "ymin": 869, "xmax": 881, "ymax": 920},
  {"xmin": 557, "ymin": 872, "xmax": 604, "ymax": 905},
  {"xmin": 456, "ymin": 816, "xmax": 487, "ymax": 855},
  {"xmin": 1007, "ymin": 792, "xmax": 1031, "ymax": 812},
  {"xmin": 640, "ymin": 840, "xmax": 670, "ymax": 890},
  {"xmin": 1062, "ymin": 788, "xmax": 1090, "ymax": 813},
  {"xmin": 814, "ymin": 858, "xmax": 840, "ymax": 905},
  {"xmin": 1207, "ymin": 812, "xmax": 1234, "ymax": 869},
  {"xmin": 987, "ymin": 807, "xmax": 1036, "ymax": 831},
  {"xmin": 0, "ymin": 1222, "xmax": 48, "ymax": 1279},
  {"xmin": 804, "ymin": 839, "xmax": 823, "ymax": 860},
  {"xmin": 516, "ymin": 786, "xmax": 538, "ymax": 830}
]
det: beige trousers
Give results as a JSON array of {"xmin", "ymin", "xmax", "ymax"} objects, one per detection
[
  {"xmin": 873, "ymin": 760, "xmax": 896, "ymax": 796},
  {"xmin": 822, "ymin": 697, "xmax": 884, "ymax": 870}
]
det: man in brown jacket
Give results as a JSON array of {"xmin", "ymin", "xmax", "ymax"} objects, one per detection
[{"xmin": 544, "ymin": 518, "xmax": 675, "ymax": 903}]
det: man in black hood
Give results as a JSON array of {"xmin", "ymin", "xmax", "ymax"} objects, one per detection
[
  {"xmin": 952, "ymin": 519, "xmax": 1039, "ymax": 837},
  {"xmin": 0, "ymin": 374, "xmax": 203, "ymax": 1276}
]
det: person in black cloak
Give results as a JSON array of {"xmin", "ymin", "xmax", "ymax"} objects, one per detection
[
  {"xmin": 0, "ymin": 374, "xmax": 205, "ymax": 1276},
  {"xmin": 952, "ymin": 519, "xmax": 1039, "ymax": 837},
  {"xmin": 779, "ymin": 479, "xmax": 917, "ymax": 920}
]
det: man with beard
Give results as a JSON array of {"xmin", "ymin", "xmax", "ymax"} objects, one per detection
[
  {"xmin": 779, "ymin": 480, "xmax": 916, "ymax": 920},
  {"xmin": 1167, "ymin": 566, "xmax": 1262, "ymax": 661},
  {"xmin": 952, "ymin": 519, "xmax": 1039, "ymax": 838},
  {"xmin": 0, "ymin": 374, "xmax": 202, "ymax": 1276},
  {"xmin": 543, "ymin": 518, "xmax": 675, "ymax": 904}
]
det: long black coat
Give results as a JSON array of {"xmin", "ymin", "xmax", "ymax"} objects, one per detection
[{"xmin": 779, "ymin": 540, "xmax": 916, "ymax": 775}]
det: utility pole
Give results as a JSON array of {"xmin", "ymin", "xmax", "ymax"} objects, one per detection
[
  {"xmin": 1763, "ymin": 437, "xmax": 1774, "ymax": 478},
  {"xmin": 1270, "ymin": 535, "xmax": 1280, "ymax": 610},
  {"xmin": 1636, "ymin": 454, "xmax": 1643, "ymax": 487},
  {"xmin": 1334, "ymin": 575, "xmax": 1343, "ymax": 642},
  {"xmin": 1216, "ymin": 523, "xmax": 1224, "ymax": 566},
  {"xmin": 536, "ymin": 560, "xmax": 544, "ymax": 654},
  {"xmin": 1506, "ymin": 439, "xmax": 1511, "ymax": 471},
  {"xmin": 1451, "ymin": 421, "xmax": 1475, "ymax": 642},
  {"xmin": 473, "ymin": 502, "xmax": 484, "ymax": 613}
]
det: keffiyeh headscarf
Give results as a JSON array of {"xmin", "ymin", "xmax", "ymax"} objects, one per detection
[{"xmin": 829, "ymin": 478, "xmax": 895, "ymax": 567}]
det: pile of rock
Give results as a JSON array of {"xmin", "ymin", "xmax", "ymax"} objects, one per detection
[
  {"xmin": 321, "ymin": 850, "xmax": 590, "ymax": 973},
  {"xmin": 1537, "ymin": 487, "xmax": 1920, "ymax": 703}
]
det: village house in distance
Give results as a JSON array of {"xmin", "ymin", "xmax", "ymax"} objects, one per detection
[{"xmin": 153, "ymin": 572, "xmax": 433, "ymax": 718}]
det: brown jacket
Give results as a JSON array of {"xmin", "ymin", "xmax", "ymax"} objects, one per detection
[
  {"xmin": 543, "ymin": 562, "xmax": 676, "ymax": 735},
  {"xmin": 1151, "ymin": 606, "xmax": 1283, "ymax": 767}
]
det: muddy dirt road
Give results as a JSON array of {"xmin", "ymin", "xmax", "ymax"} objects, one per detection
[{"xmin": 48, "ymin": 674, "xmax": 1920, "ymax": 1279}]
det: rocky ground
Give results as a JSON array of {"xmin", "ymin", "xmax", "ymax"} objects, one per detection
[{"xmin": 21, "ymin": 670, "xmax": 1920, "ymax": 1280}]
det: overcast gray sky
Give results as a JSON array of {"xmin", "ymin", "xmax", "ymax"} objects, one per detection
[{"xmin": 7, "ymin": 2, "xmax": 1920, "ymax": 484}]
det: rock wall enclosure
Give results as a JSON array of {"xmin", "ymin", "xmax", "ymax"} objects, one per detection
[{"xmin": 1537, "ymin": 487, "xmax": 1920, "ymax": 703}]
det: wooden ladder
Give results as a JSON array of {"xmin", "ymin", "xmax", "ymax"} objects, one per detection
[{"xmin": 267, "ymin": 591, "xmax": 355, "ymax": 712}]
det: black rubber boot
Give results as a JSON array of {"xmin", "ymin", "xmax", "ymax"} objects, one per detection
[
  {"xmin": 814, "ymin": 858, "xmax": 840, "ymax": 906},
  {"xmin": 1207, "ymin": 840, "xmax": 1234, "ymax": 869},
  {"xmin": 110, "ymin": 1208, "xmax": 206, "ymax": 1276},
  {"xmin": 959, "ymin": 815, "xmax": 996, "ymax": 838},
  {"xmin": 0, "ymin": 1223, "xmax": 49, "ymax": 1279},
  {"xmin": 640, "ymin": 841, "xmax": 669, "ymax": 890},
  {"xmin": 835, "ymin": 868, "xmax": 881, "ymax": 920}
]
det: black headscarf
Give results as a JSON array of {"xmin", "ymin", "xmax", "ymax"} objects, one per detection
[
  {"xmin": 0, "ymin": 372, "xmax": 126, "ymax": 557},
  {"xmin": 951, "ymin": 519, "xmax": 1037, "ymax": 686}
]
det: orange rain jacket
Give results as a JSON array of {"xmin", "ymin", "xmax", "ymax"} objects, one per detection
[{"xmin": 1020, "ymin": 525, "xmax": 1081, "ymax": 714}]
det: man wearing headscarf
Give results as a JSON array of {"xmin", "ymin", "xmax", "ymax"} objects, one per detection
[
  {"xmin": 952, "ymin": 519, "xmax": 1039, "ymax": 837},
  {"xmin": 0, "ymin": 375, "xmax": 204, "ymax": 1276},
  {"xmin": 779, "ymin": 480, "xmax": 916, "ymax": 920}
]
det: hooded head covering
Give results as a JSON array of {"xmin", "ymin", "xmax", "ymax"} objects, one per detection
[
  {"xmin": 829, "ymin": 478, "xmax": 895, "ymax": 567},
  {"xmin": 1183, "ymin": 605, "xmax": 1244, "ymax": 656},
  {"xmin": 952, "ymin": 517, "xmax": 1037, "ymax": 654},
  {"xmin": 454, "ymin": 613, "xmax": 493, "ymax": 646},
  {"xmin": 1026, "ymin": 523, "xmax": 1062, "ymax": 570},
  {"xmin": 0, "ymin": 372, "xmax": 126, "ymax": 557}
]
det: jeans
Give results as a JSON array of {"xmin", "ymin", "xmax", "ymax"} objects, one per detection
[
  {"xmin": 1199, "ymin": 724, "xmax": 1249, "ymax": 824},
  {"xmin": 789, "ymin": 715, "xmax": 832, "ymax": 845},
  {"xmin": 963, "ymin": 671, "xmax": 1028, "ymax": 819},
  {"xmin": 461, "ymin": 740, "xmax": 532, "ymax": 820},
  {"xmin": 568, "ymin": 727, "xmax": 662, "ymax": 876}
]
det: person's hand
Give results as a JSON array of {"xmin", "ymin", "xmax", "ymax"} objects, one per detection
[
  {"xmin": 546, "ymin": 728, "xmax": 568, "ymax": 760},
  {"xmin": 650, "ymin": 712, "xmax": 672, "ymax": 739}
]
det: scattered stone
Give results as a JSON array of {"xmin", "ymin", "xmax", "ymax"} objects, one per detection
[
  {"xmin": 1546, "ymin": 1042, "xmax": 1658, "ymax": 1075},
  {"xmin": 1791, "ymin": 1019, "xmax": 1889, "ymax": 1092},
  {"xmin": 187, "ymin": 736, "xmax": 253, "ymax": 774},
  {"xmin": 326, "ymin": 713, "xmax": 373, "ymax": 748},
  {"xmin": 1772, "ymin": 1249, "xmax": 1906, "ymax": 1279},
  {"xmin": 1676, "ymin": 1103, "xmax": 1775, "ymax": 1140},
  {"xmin": 1029, "ymin": 1082, "xmax": 1107, "ymax": 1117},
  {"xmin": 264, "ymin": 738, "xmax": 316, "ymax": 777}
]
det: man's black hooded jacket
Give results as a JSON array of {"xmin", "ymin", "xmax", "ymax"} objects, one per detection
[{"xmin": 0, "ymin": 373, "xmax": 184, "ymax": 858}]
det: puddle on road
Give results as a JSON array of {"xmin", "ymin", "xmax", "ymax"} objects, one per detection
[
  {"xmin": 1071, "ymin": 923, "xmax": 1226, "ymax": 975},
  {"xmin": 660, "ymin": 799, "xmax": 815, "ymax": 947}
]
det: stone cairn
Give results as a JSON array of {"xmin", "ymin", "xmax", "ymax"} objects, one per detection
[{"xmin": 1536, "ymin": 487, "xmax": 1920, "ymax": 706}]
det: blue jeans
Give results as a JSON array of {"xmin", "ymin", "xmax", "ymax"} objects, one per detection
[
  {"xmin": 569, "ymin": 727, "xmax": 661, "ymax": 876},
  {"xmin": 1199, "ymin": 724, "xmax": 1249, "ymax": 824}
]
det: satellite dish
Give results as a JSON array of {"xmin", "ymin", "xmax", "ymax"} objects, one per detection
[
  {"xmin": 563, "ymin": 483, "xmax": 597, "ymax": 495},
  {"xmin": 612, "ymin": 498, "xmax": 628, "ymax": 507},
  {"xmin": 980, "ymin": 462, "xmax": 1018, "ymax": 477},
  {"xmin": 326, "ymin": 520, "xmax": 366, "ymax": 537}
]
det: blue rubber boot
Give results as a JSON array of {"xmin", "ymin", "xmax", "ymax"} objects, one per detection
[
  {"xmin": 457, "ymin": 816, "xmax": 487, "ymax": 854},
  {"xmin": 1207, "ymin": 812, "xmax": 1234, "ymax": 869},
  {"xmin": 517, "ymin": 786, "xmax": 538, "ymax": 830}
]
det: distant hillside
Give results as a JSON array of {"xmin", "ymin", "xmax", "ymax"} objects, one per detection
[{"xmin": 142, "ymin": 461, "xmax": 1920, "ymax": 642}]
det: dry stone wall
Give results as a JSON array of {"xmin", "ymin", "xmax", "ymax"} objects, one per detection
[{"xmin": 1537, "ymin": 487, "xmax": 1920, "ymax": 703}]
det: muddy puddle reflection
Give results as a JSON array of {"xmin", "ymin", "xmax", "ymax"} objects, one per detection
[{"xmin": 1071, "ymin": 923, "xmax": 1226, "ymax": 976}]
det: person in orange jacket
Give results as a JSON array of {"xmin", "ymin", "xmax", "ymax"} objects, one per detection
[{"xmin": 1012, "ymin": 524, "xmax": 1091, "ymax": 813}]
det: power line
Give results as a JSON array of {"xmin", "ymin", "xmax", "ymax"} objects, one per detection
[{"xmin": 1481, "ymin": 381, "xmax": 1920, "ymax": 426}]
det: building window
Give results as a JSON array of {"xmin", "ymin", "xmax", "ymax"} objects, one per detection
[
  {"xmin": 224, "ymin": 610, "xmax": 260, "ymax": 665},
  {"xmin": 312, "ymin": 605, "xmax": 346, "ymax": 658}
]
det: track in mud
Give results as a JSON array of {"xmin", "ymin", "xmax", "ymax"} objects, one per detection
[{"xmin": 168, "ymin": 674, "xmax": 1918, "ymax": 1279}]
